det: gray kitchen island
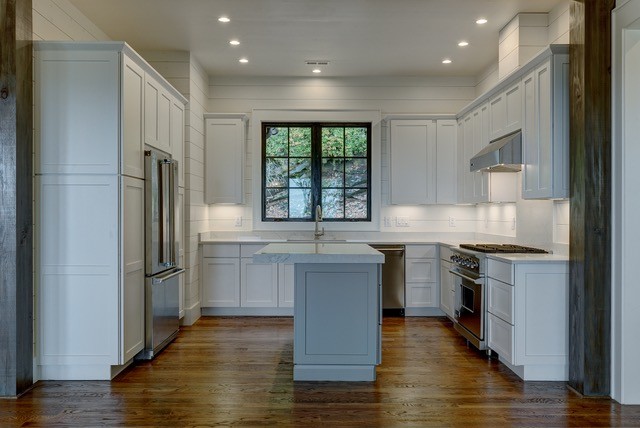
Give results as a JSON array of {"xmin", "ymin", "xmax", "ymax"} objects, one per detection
[{"xmin": 254, "ymin": 243, "xmax": 384, "ymax": 381}]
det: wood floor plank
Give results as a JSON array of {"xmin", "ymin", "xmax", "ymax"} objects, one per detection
[{"xmin": 1, "ymin": 316, "xmax": 640, "ymax": 427}]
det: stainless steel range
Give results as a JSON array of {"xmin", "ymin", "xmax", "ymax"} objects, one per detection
[{"xmin": 449, "ymin": 244, "xmax": 548, "ymax": 350}]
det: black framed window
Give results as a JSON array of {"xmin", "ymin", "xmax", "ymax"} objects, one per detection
[{"xmin": 262, "ymin": 122, "xmax": 371, "ymax": 221}]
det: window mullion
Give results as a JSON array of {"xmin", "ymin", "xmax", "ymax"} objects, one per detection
[{"xmin": 311, "ymin": 124, "xmax": 322, "ymax": 220}]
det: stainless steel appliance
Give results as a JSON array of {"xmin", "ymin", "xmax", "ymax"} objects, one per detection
[
  {"xmin": 449, "ymin": 244, "xmax": 548, "ymax": 350},
  {"xmin": 137, "ymin": 147, "xmax": 184, "ymax": 360},
  {"xmin": 371, "ymin": 245, "xmax": 405, "ymax": 316}
]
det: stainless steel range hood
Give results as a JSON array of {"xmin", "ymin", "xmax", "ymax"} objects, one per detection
[{"xmin": 470, "ymin": 130, "xmax": 522, "ymax": 172}]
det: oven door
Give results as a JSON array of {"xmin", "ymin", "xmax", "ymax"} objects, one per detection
[{"xmin": 450, "ymin": 268, "xmax": 485, "ymax": 341}]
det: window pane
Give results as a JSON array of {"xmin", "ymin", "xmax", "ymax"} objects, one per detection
[
  {"xmin": 345, "ymin": 127, "xmax": 368, "ymax": 157},
  {"xmin": 265, "ymin": 158, "xmax": 287, "ymax": 187},
  {"xmin": 289, "ymin": 188, "xmax": 311, "ymax": 218},
  {"xmin": 289, "ymin": 158, "xmax": 311, "ymax": 188},
  {"xmin": 345, "ymin": 158, "xmax": 368, "ymax": 188},
  {"xmin": 289, "ymin": 127, "xmax": 312, "ymax": 157},
  {"xmin": 266, "ymin": 188, "xmax": 288, "ymax": 218},
  {"xmin": 322, "ymin": 189, "xmax": 344, "ymax": 219},
  {"xmin": 322, "ymin": 158, "xmax": 344, "ymax": 187},
  {"xmin": 345, "ymin": 188, "xmax": 367, "ymax": 219},
  {"xmin": 265, "ymin": 127, "xmax": 288, "ymax": 156},
  {"xmin": 321, "ymin": 127, "xmax": 344, "ymax": 157}
]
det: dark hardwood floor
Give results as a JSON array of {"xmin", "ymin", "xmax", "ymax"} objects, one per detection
[{"xmin": 2, "ymin": 317, "xmax": 640, "ymax": 427}]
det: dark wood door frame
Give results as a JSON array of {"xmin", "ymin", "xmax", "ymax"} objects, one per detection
[{"xmin": 0, "ymin": 0, "xmax": 34, "ymax": 397}]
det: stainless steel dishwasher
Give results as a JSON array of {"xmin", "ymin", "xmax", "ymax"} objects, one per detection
[{"xmin": 371, "ymin": 245, "xmax": 405, "ymax": 316}]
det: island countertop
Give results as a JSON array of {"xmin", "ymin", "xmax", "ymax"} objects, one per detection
[{"xmin": 253, "ymin": 242, "xmax": 385, "ymax": 264}]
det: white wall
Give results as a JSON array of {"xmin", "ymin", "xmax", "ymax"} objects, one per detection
[
  {"xmin": 33, "ymin": 0, "xmax": 109, "ymax": 41},
  {"xmin": 207, "ymin": 75, "xmax": 478, "ymax": 232}
]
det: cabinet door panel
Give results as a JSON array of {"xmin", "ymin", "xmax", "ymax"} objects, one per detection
[
  {"xmin": 122, "ymin": 177, "xmax": 145, "ymax": 362},
  {"xmin": 406, "ymin": 259, "xmax": 435, "ymax": 282},
  {"xmin": 122, "ymin": 56, "xmax": 145, "ymax": 179},
  {"xmin": 170, "ymin": 99, "xmax": 185, "ymax": 187},
  {"xmin": 205, "ymin": 117, "xmax": 245, "ymax": 204},
  {"xmin": 439, "ymin": 260, "xmax": 454, "ymax": 317},
  {"xmin": 241, "ymin": 259, "xmax": 278, "ymax": 307},
  {"xmin": 406, "ymin": 283, "xmax": 437, "ymax": 307},
  {"xmin": 389, "ymin": 120, "xmax": 436, "ymax": 204},
  {"xmin": 487, "ymin": 278, "xmax": 514, "ymax": 324},
  {"xmin": 488, "ymin": 313, "xmax": 514, "ymax": 364},
  {"xmin": 201, "ymin": 258, "xmax": 240, "ymax": 307},
  {"xmin": 436, "ymin": 120, "xmax": 457, "ymax": 204},
  {"xmin": 36, "ymin": 50, "xmax": 119, "ymax": 174},
  {"xmin": 278, "ymin": 263, "xmax": 295, "ymax": 308}
]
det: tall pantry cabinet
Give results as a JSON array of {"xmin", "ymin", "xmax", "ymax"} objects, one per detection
[{"xmin": 34, "ymin": 42, "xmax": 186, "ymax": 380}]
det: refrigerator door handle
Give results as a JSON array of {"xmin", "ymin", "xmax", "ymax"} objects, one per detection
[
  {"xmin": 151, "ymin": 268, "xmax": 185, "ymax": 285},
  {"xmin": 160, "ymin": 159, "xmax": 173, "ymax": 267}
]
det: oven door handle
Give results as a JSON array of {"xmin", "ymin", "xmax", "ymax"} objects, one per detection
[{"xmin": 449, "ymin": 269, "xmax": 484, "ymax": 285}]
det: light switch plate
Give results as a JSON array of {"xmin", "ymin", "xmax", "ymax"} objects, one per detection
[
  {"xmin": 396, "ymin": 216, "xmax": 409, "ymax": 227},
  {"xmin": 235, "ymin": 216, "xmax": 242, "ymax": 227},
  {"xmin": 449, "ymin": 216, "xmax": 456, "ymax": 228}
]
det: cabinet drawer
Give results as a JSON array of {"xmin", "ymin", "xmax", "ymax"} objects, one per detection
[
  {"xmin": 406, "ymin": 245, "xmax": 437, "ymax": 259},
  {"xmin": 240, "ymin": 243, "xmax": 268, "ymax": 258},
  {"xmin": 488, "ymin": 278, "xmax": 514, "ymax": 324},
  {"xmin": 488, "ymin": 313, "xmax": 514, "ymax": 364},
  {"xmin": 202, "ymin": 244, "xmax": 240, "ymax": 258},
  {"xmin": 406, "ymin": 258, "xmax": 436, "ymax": 282},
  {"xmin": 488, "ymin": 258, "xmax": 513, "ymax": 284}
]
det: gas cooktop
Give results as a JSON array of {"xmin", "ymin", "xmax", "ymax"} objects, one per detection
[{"xmin": 458, "ymin": 243, "xmax": 549, "ymax": 254}]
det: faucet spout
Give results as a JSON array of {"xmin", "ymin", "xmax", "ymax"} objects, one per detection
[{"xmin": 314, "ymin": 205, "xmax": 324, "ymax": 238}]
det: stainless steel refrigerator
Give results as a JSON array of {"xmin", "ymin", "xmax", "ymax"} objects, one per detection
[{"xmin": 137, "ymin": 147, "xmax": 184, "ymax": 360}]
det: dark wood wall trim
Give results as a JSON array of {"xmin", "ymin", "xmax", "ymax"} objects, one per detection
[
  {"xmin": 0, "ymin": 0, "xmax": 33, "ymax": 397},
  {"xmin": 569, "ymin": 0, "xmax": 614, "ymax": 396}
]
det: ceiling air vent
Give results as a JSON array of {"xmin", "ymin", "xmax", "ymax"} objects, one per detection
[{"xmin": 305, "ymin": 60, "xmax": 329, "ymax": 65}]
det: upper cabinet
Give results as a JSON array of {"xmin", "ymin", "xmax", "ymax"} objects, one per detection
[
  {"xmin": 456, "ymin": 45, "xmax": 569, "ymax": 202},
  {"xmin": 204, "ymin": 114, "xmax": 247, "ymax": 204},
  {"xmin": 388, "ymin": 118, "xmax": 457, "ymax": 205},
  {"xmin": 35, "ymin": 42, "xmax": 187, "ymax": 178},
  {"xmin": 489, "ymin": 81, "xmax": 522, "ymax": 142},
  {"xmin": 389, "ymin": 120, "xmax": 436, "ymax": 205},
  {"xmin": 522, "ymin": 55, "xmax": 570, "ymax": 199}
]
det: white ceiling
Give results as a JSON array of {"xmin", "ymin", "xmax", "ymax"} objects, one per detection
[{"xmin": 69, "ymin": 0, "xmax": 565, "ymax": 78}]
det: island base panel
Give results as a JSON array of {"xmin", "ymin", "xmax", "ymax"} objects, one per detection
[{"xmin": 293, "ymin": 364, "xmax": 376, "ymax": 381}]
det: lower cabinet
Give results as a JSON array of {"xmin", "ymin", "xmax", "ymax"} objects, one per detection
[
  {"xmin": 439, "ymin": 260, "xmax": 455, "ymax": 319},
  {"xmin": 405, "ymin": 245, "xmax": 440, "ymax": 315},
  {"xmin": 201, "ymin": 244, "xmax": 293, "ymax": 315},
  {"xmin": 486, "ymin": 258, "xmax": 569, "ymax": 381}
]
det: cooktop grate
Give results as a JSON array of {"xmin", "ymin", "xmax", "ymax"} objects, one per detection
[{"xmin": 458, "ymin": 243, "xmax": 549, "ymax": 254}]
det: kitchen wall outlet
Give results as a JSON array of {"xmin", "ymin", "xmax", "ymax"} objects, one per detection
[
  {"xmin": 235, "ymin": 216, "xmax": 242, "ymax": 227},
  {"xmin": 384, "ymin": 216, "xmax": 392, "ymax": 227},
  {"xmin": 511, "ymin": 217, "xmax": 516, "ymax": 230},
  {"xmin": 449, "ymin": 216, "xmax": 456, "ymax": 228},
  {"xmin": 396, "ymin": 216, "xmax": 409, "ymax": 227}
]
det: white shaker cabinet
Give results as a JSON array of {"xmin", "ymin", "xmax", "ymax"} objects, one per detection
[
  {"xmin": 144, "ymin": 77, "xmax": 172, "ymax": 154},
  {"xmin": 201, "ymin": 243, "xmax": 294, "ymax": 314},
  {"xmin": 486, "ymin": 258, "xmax": 569, "ymax": 381},
  {"xmin": 204, "ymin": 114, "xmax": 247, "ymax": 204},
  {"xmin": 34, "ymin": 41, "xmax": 186, "ymax": 380},
  {"xmin": 489, "ymin": 81, "xmax": 522, "ymax": 141},
  {"xmin": 171, "ymin": 99, "xmax": 185, "ymax": 188},
  {"xmin": 388, "ymin": 118, "xmax": 457, "ymax": 205},
  {"xmin": 389, "ymin": 120, "xmax": 437, "ymax": 204},
  {"xmin": 405, "ymin": 245, "xmax": 439, "ymax": 313},
  {"xmin": 522, "ymin": 53, "xmax": 570, "ymax": 199}
]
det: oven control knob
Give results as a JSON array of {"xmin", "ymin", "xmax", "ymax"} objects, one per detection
[{"xmin": 470, "ymin": 261, "xmax": 479, "ymax": 269}]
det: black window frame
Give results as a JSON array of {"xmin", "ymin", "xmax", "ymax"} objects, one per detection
[{"xmin": 262, "ymin": 122, "xmax": 372, "ymax": 222}]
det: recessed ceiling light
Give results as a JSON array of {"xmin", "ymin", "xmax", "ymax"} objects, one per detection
[
  {"xmin": 218, "ymin": 16, "xmax": 230, "ymax": 23},
  {"xmin": 476, "ymin": 18, "xmax": 488, "ymax": 24},
  {"xmin": 239, "ymin": 58, "xmax": 249, "ymax": 63},
  {"xmin": 458, "ymin": 41, "xmax": 469, "ymax": 47},
  {"xmin": 442, "ymin": 59, "xmax": 452, "ymax": 64},
  {"xmin": 229, "ymin": 40, "xmax": 240, "ymax": 46},
  {"xmin": 312, "ymin": 69, "xmax": 321, "ymax": 74}
]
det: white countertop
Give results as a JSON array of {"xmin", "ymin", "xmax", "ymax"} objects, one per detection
[
  {"xmin": 253, "ymin": 242, "xmax": 385, "ymax": 264},
  {"xmin": 488, "ymin": 253, "xmax": 569, "ymax": 263}
]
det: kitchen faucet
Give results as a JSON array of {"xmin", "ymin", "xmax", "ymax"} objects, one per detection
[{"xmin": 314, "ymin": 205, "xmax": 324, "ymax": 239}]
